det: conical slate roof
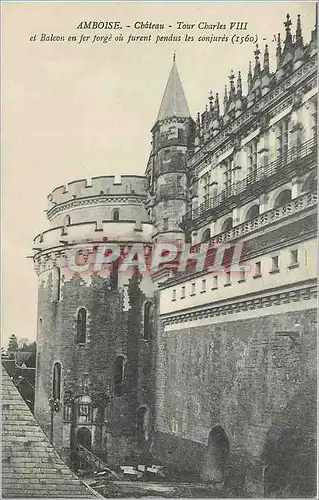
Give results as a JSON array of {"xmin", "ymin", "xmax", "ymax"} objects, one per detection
[{"xmin": 156, "ymin": 59, "xmax": 191, "ymax": 122}]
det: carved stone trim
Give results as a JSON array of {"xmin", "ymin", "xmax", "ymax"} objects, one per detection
[
  {"xmin": 189, "ymin": 56, "xmax": 316, "ymax": 171},
  {"xmin": 161, "ymin": 282, "xmax": 317, "ymax": 326}
]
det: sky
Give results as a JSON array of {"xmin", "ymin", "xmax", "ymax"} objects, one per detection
[{"xmin": 2, "ymin": 1, "xmax": 316, "ymax": 345}]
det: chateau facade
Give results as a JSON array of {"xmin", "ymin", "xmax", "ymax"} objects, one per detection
[{"xmin": 33, "ymin": 14, "xmax": 317, "ymax": 497}]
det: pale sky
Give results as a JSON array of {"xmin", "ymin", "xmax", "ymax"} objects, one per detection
[{"xmin": 2, "ymin": 1, "xmax": 316, "ymax": 345}]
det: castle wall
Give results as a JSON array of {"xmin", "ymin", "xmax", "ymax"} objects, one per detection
[
  {"xmin": 50, "ymin": 203, "xmax": 149, "ymax": 227},
  {"xmin": 153, "ymin": 306, "xmax": 317, "ymax": 497},
  {"xmin": 34, "ymin": 261, "xmax": 154, "ymax": 466}
]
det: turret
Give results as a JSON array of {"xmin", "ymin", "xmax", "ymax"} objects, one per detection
[{"xmin": 147, "ymin": 55, "xmax": 195, "ymax": 243}]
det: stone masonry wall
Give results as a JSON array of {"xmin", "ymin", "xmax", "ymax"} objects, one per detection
[
  {"xmin": 35, "ymin": 267, "xmax": 153, "ymax": 466},
  {"xmin": 152, "ymin": 307, "xmax": 317, "ymax": 497}
]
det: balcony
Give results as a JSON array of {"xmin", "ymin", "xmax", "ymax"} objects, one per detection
[
  {"xmin": 191, "ymin": 191, "xmax": 317, "ymax": 252},
  {"xmin": 183, "ymin": 137, "xmax": 317, "ymax": 227}
]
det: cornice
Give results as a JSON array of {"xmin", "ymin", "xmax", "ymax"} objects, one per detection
[
  {"xmin": 160, "ymin": 279, "xmax": 317, "ymax": 326},
  {"xmin": 47, "ymin": 194, "xmax": 147, "ymax": 220}
]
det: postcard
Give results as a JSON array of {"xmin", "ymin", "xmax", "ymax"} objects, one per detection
[{"xmin": 2, "ymin": 1, "xmax": 317, "ymax": 498}]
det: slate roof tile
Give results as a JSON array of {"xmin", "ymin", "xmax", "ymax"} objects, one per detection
[{"xmin": 2, "ymin": 365, "xmax": 97, "ymax": 498}]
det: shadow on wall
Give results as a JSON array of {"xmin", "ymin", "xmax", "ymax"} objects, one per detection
[{"xmin": 261, "ymin": 377, "xmax": 317, "ymax": 498}]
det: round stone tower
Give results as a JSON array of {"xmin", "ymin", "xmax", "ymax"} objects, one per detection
[{"xmin": 33, "ymin": 175, "xmax": 154, "ymax": 467}]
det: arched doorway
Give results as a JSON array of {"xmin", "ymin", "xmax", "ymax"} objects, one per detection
[
  {"xmin": 76, "ymin": 427, "xmax": 92, "ymax": 451},
  {"xmin": 201, "ymin": 426, "xmax": 229, "ymax": 485}
]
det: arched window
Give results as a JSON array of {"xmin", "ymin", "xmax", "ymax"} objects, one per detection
[
  {"xmin": 137, "ymin": 406, "xmax": 150, "ymax": 444},
  {"xmin": 52, "ymin": 267, "xmax": 61, "ymax": 302},
  {"xmin": 113, "ymin": 356, "xmax": 125, "ymax": 397},
  {"xmin": 110, "ymin": 259, "xmax": 119, "ymax": 290},
  {"xmin": 143, "ymin": 302, "xmax": 153, "ymax": 341},
  {"xmin": 64, "ymin": 215, "xmax": 71, "ymax": 226},
  {"xmin": 245, "ymin": 204, "xmax": 260, "ymax": 221},
  {"xmin": 274, "ymin": 189, "xmax": 292, "ymax": 208},
  {"xmin": 77, "ymin": 308, "xmax": 87, "ymax": 344},
  {"xmin": 52, "ymin": 362, "xmax": 61, "ymax": 400},
  {"xmin": 202, "ymin": 228, "xmax": 211, "ymax": 243},
  {"xmin": 221, "ymin": 217, "xmax": 233, "ymax": 232},
  {"xmin": 113, "ymin": 209, "xmax": 120, "ymax": 221},
  {"xmin": 301, "ymin": 172, "xmax": 317, "ymax": 193}
]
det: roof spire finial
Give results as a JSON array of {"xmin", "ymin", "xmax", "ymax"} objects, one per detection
[
  {"xmin": 155, "ymin": 56, "xmax": 190, "ymax": 122},
  {"xmin": 247, "ymin": 61, "xmax": 253, "ymax": 91},
  {"xmin": 237, "ymin": 71, "xmax": 242, "ymax": 96},
  {"xmin": 223, "ymin": 85, "xmax": 228, "ymax": 112},
  {"xmin": 295, "ymin": 14, "xmax": 303, "ymax": 48},
  {"xmin": 208, "ymin": 90, "xmax": 214, "ymax": 111},
  {"xmin": 229, "ymin": 70, "xmax": 236, "ymax": 99},
  {"xmin": 263, "ymin": 44, "xmax": 270, "ymax": 73},
  {"xmin": 254, "ymin": 44, "xmax": 261, "ymax": 77},
  {"xmin": 215, "ymin": 93, "xmax": 220, "ymax": 117},
  {"xmin": 284, "ymin": 13, "xmax": 293, "ymax": 46},
  {"xmin": 276, "ymin": 33, "xmax": 282, "ymax": 64},
  {"xmin": 173, "ymin": 52, "xmax": 176, "ymax": 63}
]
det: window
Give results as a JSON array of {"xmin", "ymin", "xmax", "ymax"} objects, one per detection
[
  {"xmin": 212, "ymin": 275, "xmax": 218, "ymax": 289},
  {"xmin": 245, "ymin": 205, "xmax": 260, "ymax": 222},
  {"xmin": 311, "ymin": 99, "xmax": 317, "ymax": 138},
  {"xmin": 254, "ymin": 261, "xmax": 262, "ymax": 277},
  {"xmin": 64, "ymin": 215, "xmax": 71, "ymax": 226},
  {"xmin": 114, "ymin": 356, "xmax": 125, "ymax": 397},
  {"xmin": 163, "ymin": 149, "xmax": 170, "ymax": 161},
  {"xmin": 271, "ymin": 256, "xmax": 279, "ymax": 273},
  {"xmin": 181, "ymin": 286, "xmax": 186, "ymax": 299},
  {"xmin": 224, "ymin": 271, "xmax": 231, "ymax": 286},
  {"xmin": 52, "ymin": 362, "xmax": 61, "ymax": 401},
  {"xmin": 163, "ymin": 218, "xmax": 168, "ymax": 230},
  {"xmin": 277, "ymin": 118, "xmax": 289, "ymax": 158},
  {"xmin": 113, "ymin": 209, "xmax": 120, "ymax": 221},
  {"xmin": 290, "ymin": 249, "xmax": 299, "ymax": 267},
  {"xmin": 239, "ymin": 268, "xmax": 246, "ymax": 282},
  {"xmin": 76, "ymin": 308, "xmax": 87, "ymax": 344},
  {"xmin": 172, "ymin": 289, "xmax": 176, "ymax": 301},
  {"xmin": 137, "ymin": 406, "xmax": 149, "ymax": 444},
  {"xmin": 223, "ymin": 158, "xmax": 233, "ymax": 194},
  {"xmin": 143, "ymin": 302, "xmax": 153, "ymax": 341},
  {"xmin": 247, "ymin": 140, "xmax": 258, "ymax": 180},
  {"xmin": 110, "ymin": 259, "xmax": 119, "ymax": 290},
  {"xmin": 191, "ymin": 283, "xmax": 196, "ymax": 295},
  {"xmin": 201, "ymin": 279, "xmax": 207, "ymax": 292},
  {"xmin": 201, "ymin": 172, "xmax": 211, "ymax": 204},
  {"xmin": 274, "ymin": 189, "xmax": 292, "ymax": 208},
  {"xmin": 221, "ymin": 217, "xmax": 233, "ymax": 233},
  {"xmin": 202, "ymin": 228, "xmax": 211, "ymax": 243},
  {"xmin": 81, "ymin": 373, "xmax": 89, "ymax": 393},
  {"xmin": 52, "ymin": 267, "xmax": 61, "ymax": 302},
  {"xmin": 63, "ymin": 404, "xmax": 72, "ymax": 422},
  {"xmin": 78, "ymin": 404, "xmax": 92, "ymax": 423}
]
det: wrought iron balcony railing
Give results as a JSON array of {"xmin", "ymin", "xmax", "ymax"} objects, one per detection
[{"xmin": 184, "ymin": 137, "xmax": 316, "ymax": 224}]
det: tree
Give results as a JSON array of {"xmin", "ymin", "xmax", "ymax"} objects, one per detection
[{"xmin": 7, "ymin": 334, "xmax": 18, "ymax": 352}]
